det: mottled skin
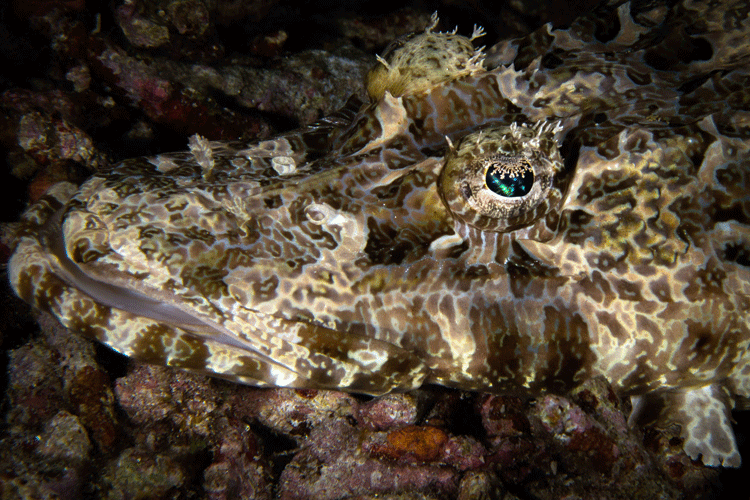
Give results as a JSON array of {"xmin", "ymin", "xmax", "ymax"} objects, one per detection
[{"xmin": 9, "ymin": 0, "xmax": 750, "ymax": 467}]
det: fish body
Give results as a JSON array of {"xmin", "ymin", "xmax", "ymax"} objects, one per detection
[{"xmin": 9, "ymin": 1, "xmax": 750, "ymax": 467}]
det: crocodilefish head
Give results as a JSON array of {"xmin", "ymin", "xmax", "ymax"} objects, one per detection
[{"xmin": 9, "ymin": 5, "xmax": 750, "ymax": 468}]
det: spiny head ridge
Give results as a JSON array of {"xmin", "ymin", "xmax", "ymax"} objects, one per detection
[{"xmin": 366, "ymin": 15, "xmax": 486, "ymax": 101}]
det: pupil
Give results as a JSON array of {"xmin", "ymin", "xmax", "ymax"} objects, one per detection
[{"xmin": 486, "ymin": 164, "xmax": 534, "ymax": 197}]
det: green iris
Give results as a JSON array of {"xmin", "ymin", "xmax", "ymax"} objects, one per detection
[{"xmin": 486, "ymin": 164, "xmax": 534, "ymax": 197}]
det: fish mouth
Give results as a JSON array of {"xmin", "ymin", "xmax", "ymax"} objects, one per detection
[
  {"xmin": 29, "ymin": 207, "xmax": 430, "ymax": 393},
  {"xmin": 43, "ymin": 214, "xmax": 292, "ymax": 359},
  {"xmin": 44, "ymin": 207, "xmax": 217, "ymax": 332}
]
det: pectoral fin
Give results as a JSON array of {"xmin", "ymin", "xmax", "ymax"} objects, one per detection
[{"xmin": 630, "ymin": 384, "xmax": 741, "ymax": 467}]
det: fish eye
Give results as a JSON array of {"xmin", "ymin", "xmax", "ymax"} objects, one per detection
[
  {"xmin": 485, "ymin": 156, "xmax": 535, "ymax": 198},
  {"xmin": 438, "ymin": 123, "xmax": 564, "ymax": 232}
]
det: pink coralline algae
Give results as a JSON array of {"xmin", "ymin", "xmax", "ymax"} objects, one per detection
[{"xmin": 278, "ymin": 419, "xmax": 462, "ymax": 500}]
